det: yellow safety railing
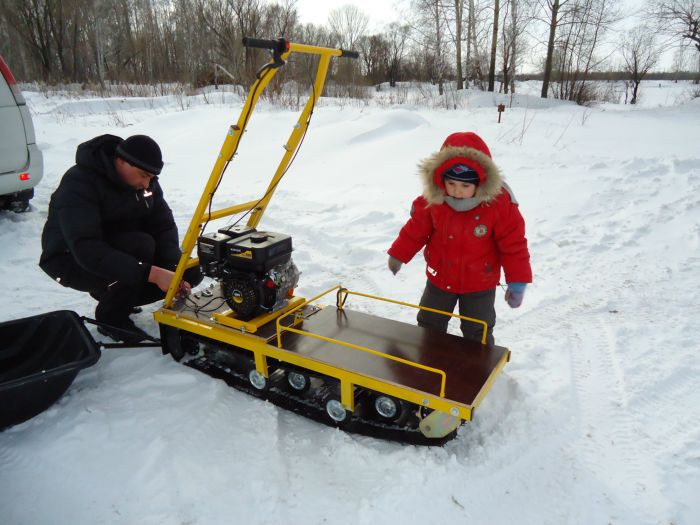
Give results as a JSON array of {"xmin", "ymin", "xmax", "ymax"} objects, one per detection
[
  {"xmin": 275, "ymin": 285, "xmax": 453, "ymax": 397},
  {"xmin": 336, "ymin": 288, "xmax": 489, "ymax": 345}
]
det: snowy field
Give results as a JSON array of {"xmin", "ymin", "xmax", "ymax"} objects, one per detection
[{"xmin": 1, "ymin": 80, "xmax": 699, "ymax": 524}]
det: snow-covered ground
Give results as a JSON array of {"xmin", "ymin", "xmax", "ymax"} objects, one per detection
[{"xmin": 1, "ymin": 81, "xmax": 699, "ymax": 524}]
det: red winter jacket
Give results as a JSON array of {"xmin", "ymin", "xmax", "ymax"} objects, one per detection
[{"xmin": 388, "ymin": 132, "xmax": 532, "ymax": 294}]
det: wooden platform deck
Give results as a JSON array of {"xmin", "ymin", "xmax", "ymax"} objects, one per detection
[
  {"xmin": 167, "ymin": 288, "xmax": 509, "ymax": 408},
  {"xmin": 279, "ymin": 307, "xmax": 508, "ymax": 406}
]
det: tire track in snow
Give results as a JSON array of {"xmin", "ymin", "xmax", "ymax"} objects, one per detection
[
  {"xmin": 528, "ymin": 163, "xmax": 674, "ymax": 521},
  {"xmin": 508, "ymin": 184, "xmax": 681, "ymax": 522},
  {"xmin": 565, "ymin": 310, "xmax": 670, "ymax": 523},
  {"xmin": 625, "ymin": 353, "xmax": 699, "ymax": 452}
]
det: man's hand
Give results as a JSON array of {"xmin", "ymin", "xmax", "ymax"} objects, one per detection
[
  {"xmin": 149, "ymin": 265, "xmax": 191, "ymax": 297},
  {"xmin": 178, "ymin": 279, "xmax": 191, "ymax": 297}
]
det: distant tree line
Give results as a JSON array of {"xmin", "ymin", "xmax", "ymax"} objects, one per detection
[
  {"xmin": 0, "ymin": 0, "xmax": 698, "ymax": 103},
  {"xmin": 517, "ymin": 70, "xmax": 699, "ymax": 80}
]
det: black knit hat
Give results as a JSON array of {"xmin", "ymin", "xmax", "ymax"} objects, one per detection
[
  {"xmin": 442, "ymin": 163, "xmax": 480, "ymax": 186},
  {"xmin": 115, "ymin": 135, "xmax": 164, "ymax": 175}
]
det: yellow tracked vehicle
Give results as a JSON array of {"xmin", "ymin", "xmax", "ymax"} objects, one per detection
[{"xmin": 154, "ymin": 38, "xmax": 510, "ymax": 445}]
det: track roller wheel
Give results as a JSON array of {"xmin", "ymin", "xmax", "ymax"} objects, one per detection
[
  {"xmin": 159, "ymin": 325, "xmax": 195, "ymax": 362},
  {"xmin": 247, "ymin": 368, "xmax": 268, "ymax": 391},
  {"xmin": 180, "ymin": 335, "xmax": 201, "ymax": 357},
  {"xmin": 371, "ymin": 394, "xmax": 415, "ymax": 426},
  {"xmin": 285, "ymin": 370, "xmax": 311, "ymax": 394},
  {"xmin": 373, "ymin": 395, "xmax": 403, "ymax": 421},
  {"xmin": 325, "ymin": 398, "xmax": 348, "ymax": 424}
]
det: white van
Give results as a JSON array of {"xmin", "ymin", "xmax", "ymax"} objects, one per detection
[{"xmin": 0, "ymin": 55, "xmax": 42, "ymax": 212}]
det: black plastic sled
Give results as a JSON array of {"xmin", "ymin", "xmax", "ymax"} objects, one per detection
[{"xmin": 0, "ymin": 310, "xmax": 101, "ymax": 430}]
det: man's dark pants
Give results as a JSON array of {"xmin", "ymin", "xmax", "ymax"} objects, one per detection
[
  {"xmin": 416, "ymin": 280, "xmax": 496, "ymax": 347},
  {"xmin": 44, "ymin": 232, "xmax": 203, "ymax": 322}
]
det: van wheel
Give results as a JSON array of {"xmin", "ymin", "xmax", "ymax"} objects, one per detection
[
  {"xmin": 9, "ymin": 200, "xmax": 30, "ymax": 213},
  {"xmin": 8, "ymin": 189, "xmax": 33, "ymax": 213}
]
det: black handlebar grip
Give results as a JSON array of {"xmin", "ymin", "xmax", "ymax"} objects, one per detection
[
  {"xmin": 340, "ymin": 49, "xmax": 360, "ymax": 59},
  {"xmin": 242, "ymin": 37, "xmax": 289, "ymax": 54}
]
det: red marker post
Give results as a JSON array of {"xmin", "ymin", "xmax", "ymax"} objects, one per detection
[{"xmin": 497, "ymin": 104, "xmax": 505, "ymax": 123}]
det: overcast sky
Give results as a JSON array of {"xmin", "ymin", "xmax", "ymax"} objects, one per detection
[{"xmin": 294, "ymin": 0, "xmax": 400, "ymax": 31}]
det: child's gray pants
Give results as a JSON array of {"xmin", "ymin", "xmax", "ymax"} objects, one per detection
[{"xmin": 416, "ymin": 281, "xmax": 496, "ymax": 347}]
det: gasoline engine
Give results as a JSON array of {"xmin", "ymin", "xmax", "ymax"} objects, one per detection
[{"xmin": 197, "ymin": 225, "xmax": 300, "ymax": 320}]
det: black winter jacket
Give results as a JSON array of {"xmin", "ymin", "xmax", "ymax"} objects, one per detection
[{"xmin": 39, "ymin": 134, "xmax": 180, "ymax": 284}]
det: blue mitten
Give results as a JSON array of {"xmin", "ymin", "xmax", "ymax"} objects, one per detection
[
  {"xmin": 505, "ymin": 283, "xmax": 527, "ymax": 308},
  {"xmin": 388, "ymin": 256, "xmax": 403, "ymax": 275}
]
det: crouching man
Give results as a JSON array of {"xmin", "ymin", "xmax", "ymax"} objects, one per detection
[{"xmin": 39, "ymin": 134, "xmax": 203, "ymax": 344}]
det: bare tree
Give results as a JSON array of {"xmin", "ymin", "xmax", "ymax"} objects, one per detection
[
  {"xmin": 465, "ymin": 0, "xmax": 494, "ymax": 88},
  {"xmin": 326, "ymin": 5, "xmax": 368, "ymax": 90},
  {"xmin": 621, "ymin": 25, "xmax": 660, "ymax": 104},
  {"xmin": 538, "ymin": 0, "xmax": 565, "ymax": 98},
  {"xmin": 671, "ymin": 43, "xmax": 691, "ymax": 81},
  {"xmin": 263, "ymin": 0, "xmax": 298, "ymax": 37},
  {"xmin": 649, "ymin": 0, "xmax": 700, "ymax": 81},
  {"xmin": 0, "ymin": 0, "xmax": 58, "ymax": 80},
  {"xmin": 488, "ymin": 0, "xmax": 500, "ymax": 91},
  {"xmin": 454, "ymin": 0, "xmax": 466, "ymax": 89},
  {"xmin": 385, "ymin": 23, "xmax": 411, "ymax": 87},
  {"xmin": 358, "ymin": 34, "xmax": 390, "ymax": 84},
  {"xmin": 648, "ymin": 1, "xmax": 700, "ymax": 51},
  {"xmin": 499, "ymin": 0, "xmax": 533, "ymax": 93},
  {"xmin": 440, "ymin": 0, "xmax": 467, "ymax": 89},
  {"xmin": 0, "ymin": 0, "xmax": 546, "ymax": 94},
  {"xmin": 576, "ymin": 0, "xmax": 621, "ymax": 101},
  {"xmin": 291, "ymin": 22, "xmax": 335, "ymax": 83},
  {"xmin": 196, "ymin": 0, "xmax": 246, "ymax": 83},
  {"xmin": 327, "ymin": 4, "xmax": 369, "ymax": 49},
  {"xmin": 538, "ymin": 0, "xmax": 620, "ymax": 102},
  {"xmin": 466, "ymin": 0, "xmax": 476, "ymax": 83},
  {"xmin": 411, "ymin": 0, "xmax": 449, "ymax": 95},
  {"xmin": 505, "ymin": 0, "xmax": 516, "ymax": 93},
  {"xmin": 92, "ymin": 0, "xmax": 107, "ymax": 86},
  {"xmin": 0, "ymin": 0, "xmax": 301, "ymax": 88}
]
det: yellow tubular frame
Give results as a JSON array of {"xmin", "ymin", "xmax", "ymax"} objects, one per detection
[{"xmin": 164, "ymin": 42, "xmax": 345, "ymax": 308}]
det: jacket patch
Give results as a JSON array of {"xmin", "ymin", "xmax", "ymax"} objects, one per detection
[
  {"xmin": 473, "ymin": 224, "xmax": 488, "ymax": 237},
  {"xmin": 427, "ymin": 265, "xmax": 438, "ymax": 277}
]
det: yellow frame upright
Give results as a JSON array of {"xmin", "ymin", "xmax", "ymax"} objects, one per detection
[{"xmin": 164, "ymin": 41, "xmax": 346, "ymax": 308}]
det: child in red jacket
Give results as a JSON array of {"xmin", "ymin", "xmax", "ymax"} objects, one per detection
[{"xmin": 387, "ymin": 132, "xmax": 531, "ymax": 346}]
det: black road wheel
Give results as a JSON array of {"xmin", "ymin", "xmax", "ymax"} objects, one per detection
[
  {"xmin": 180, "ymin": 335, "xmax": 200, "ymax": 357},
  {"xmin": 159, "ymin": 324, "xmax": 185, "ymax": 361}
]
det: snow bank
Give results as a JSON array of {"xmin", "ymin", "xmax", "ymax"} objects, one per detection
[{"xmin": 1, "ymin": 83, "xmax": 699, "ymax": 524}]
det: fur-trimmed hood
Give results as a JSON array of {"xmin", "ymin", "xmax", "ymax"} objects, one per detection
[{"xmin": 418, "ymin": 132, "xmax": 504, "ymax": 206}]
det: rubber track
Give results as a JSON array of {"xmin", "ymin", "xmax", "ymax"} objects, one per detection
[{"xmin": 185, "ymin": 356, "xmax": 458, "ymax": 447}]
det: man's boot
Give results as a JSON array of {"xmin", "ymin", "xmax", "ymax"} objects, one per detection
[{"xmin": 94, "ymin": 287, "xmax": 150, "ymax": 344}]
